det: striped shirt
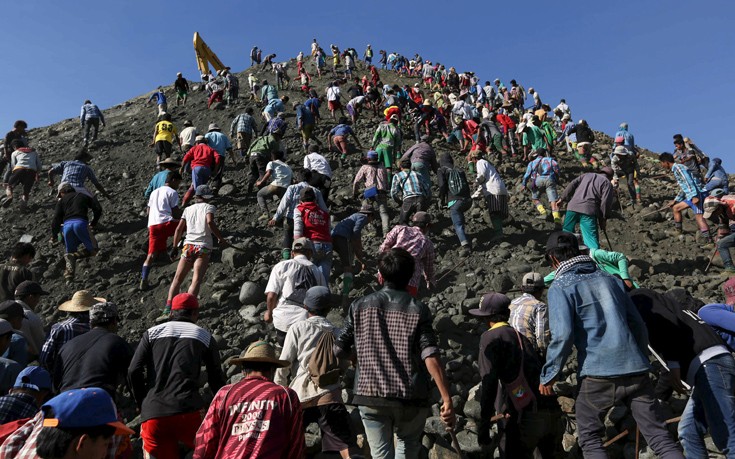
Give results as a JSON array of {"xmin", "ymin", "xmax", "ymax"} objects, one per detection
[
  {"xmin": 39, "ymin": 317, "xmax": 90, "ymax": 371},
  {"xmin": 672, "ymin": 163, "xmax": 703, "ymax": 201},
  {"xmin": 390, "ymin": 170, "xmax": 430, "ymax": 201}
]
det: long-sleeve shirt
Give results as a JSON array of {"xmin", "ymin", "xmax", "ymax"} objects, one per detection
[
  {"xmin": 560, "ymin": 172, "xmax": 613, "ymax": 219},
  {"xmin": 509, "ymin": 294, "xmax": 550, "ymax": 354},
  {"xmin": 39, "ymin": 317, "xmax": 90, "ymax": 372},
  {"xmin": 522, "ymin": 157, "xmax": 559, "ymax": 186},
  {"xmin": 10, "ymin": 148, "xmax": 41, "ymax": 172},
  {"xmin": 612, "ymin": 128, "xmax": 635, "ymax": 151},
  {"xmin": 273, "ymin": 182, "xmax": 327, "ymax": 221},
  {"xmin": 672, "ymin": 163, "xmax": 702, "ymax": 201},
  {"xmin": 372, "ymin": 121, "xmax": 402, "ymax": 151},
  {"xmin": 544, "ymin": 248, "xmax": 637, "ymax": 287},
  {"xmin": 193, "ymin": 376, "xmax": 304, "ymax": 459},
  {"xmin": 182, "ymin": 144, "xmax": 221, "ymax": 170},
  {"xmin": 698, "ymin": 304, "xmax": 735, "ymax": 352},
  {"xmin": 475, "ymin": 159, "xmax": 508, "ymax": 197},
  {"xmin": 353, "ymin": 164, "xmax": 389, "ymax": 194},
  {"xmin": 556, "ymin": 121, "xmax": 577, "ymax": 143},
  {"xmin": 80, "ymin": 103, "xmax": 104, "ymax": 125},
  {"xmin": 49, "ymin": 160, "xmax": 101, "ymax": 189},
  {"xmin": 148, "ymin": 92, "xmax": 166, "ymax": 105},
  {"xmin": 400, "ymin": 142, "xmax": 438, "ymax": 172},
  {"xmin": 230, "ymin": 113, "xmax": 256, "ymax": 135},
  {"xmin": 390, "ymin": 170, "xmax": 430, "ymax": 201},
  {"xmin": 143, "ymin": 170, "xmax": 169, "ymax": 199},
  {"xmin": 380, "ymin": 225, "xmax": 435, "ymax": 288},
  {"xmin": 51, "ymin": 192, "xmax": 103, "ymax": 238}
]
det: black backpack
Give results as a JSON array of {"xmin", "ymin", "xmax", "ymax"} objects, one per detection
[
  {"xmin": 284, "ymin": 264, "xmax": 319, "ymax": 304},
  {"xmin": 448, "ymin": 167, "xmax": 470, "ymax": 198}
]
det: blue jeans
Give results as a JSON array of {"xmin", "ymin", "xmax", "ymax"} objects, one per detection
[
  {"xmin": 192, "ymin": 166, "xmax": 211, "ymax": 189},
  {"xmin": 562, "ymin": 210, "xmax": 599, "ymax": 249},
  {"xmin": 62, "ymin": 218, "xmax": 94, "ymax": 253},
  {"xmin": 531, "ymin": 175, "xmax": 558, "ymax": 202},
  {"xmin": 679, "ymin": 353, "xmax": 735, "ymax": 458},
  {"xmin": 449, "ymin": 198, "xmax": 472, "ymax": 245},
  {"xmin": 359, "ymin": 405, "xmax": 429, "ymax": 459},
  {"xmin": 312, "ymin": 241, "xmax": 333, "ymax": 284},
  {"xmin": 718, "ymin": 233, "xmax": 735, "ymax": 267}
]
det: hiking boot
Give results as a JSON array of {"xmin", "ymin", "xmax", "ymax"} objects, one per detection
[
  {"xmin": 139, "ymin": 278, "xmax": 149, "ymax": 291},
  {"xmin": 0, "ymin": 196, "xmax": 12, "ymax": 208},
  {"xmin": 63, "ymin": 254, "xmax": 76, "ymax": 280}
]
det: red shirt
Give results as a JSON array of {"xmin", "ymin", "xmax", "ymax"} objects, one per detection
[
  {"xmin": 193, "ymin": 376, "xmax": 305, "ymax": 459},
  {"xmin": 296, "ymin": 201, "xmax": 331, "ymax": 242},
  {"xmin": 183, "ymin": 144, "xmax": 221, "ymax": 170},
  {"xmin": 496, "ymin": 113, "xmax": 516, "ymax": 134}
]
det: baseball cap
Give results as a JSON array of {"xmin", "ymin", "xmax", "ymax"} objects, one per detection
[
  {"xmin": 171, "ymin": 293, "xmax": 199, "ymax": 311},
  {"xmin": 195, "ymin": 184, "xmax": 214, "ymax": 199},
  {"xmin": 521, "ymin": 272, "xmax": 544, "ymax": 292},
  {"xmin": 0, "ymin": 301, "xmax": 24, "ymax": 320},
  {"xmin": 303, "ymin": 286, "xmax": 332, "ymax": 312},
  {"xmin": 469, "ymin": 292, "xmax": 511, "ymax": 317},
  {"xmin": 292, "ymin": 237, "xmax": 315, "ymax": 252},
  {"xmin": 358, "ymin": 202, "xmax": 374, "ymax": 214},
  {"xmin": 723, "ymin": 277, "xmax": 735, "ymax": 305},
  {"xmin": 546, "ymin": 231, "xmax": 579, "ymax": 252},
  {"xmin": 703, "ymin": 197, "xmax": 723, "ymax": 219},
  {"xmin": 300, "ymin": 187, "xmax": 316, "ymax": 202},
  {"xmin": 14, "ymin": 281, "xmax": 49, "ymax": 297},
  {"xmin": 42, "ymin": 387, "xmax": 134, "ymax": 435},
  {"xmin": 366, "ymin": 150, "xmax": 378, "ymax": 160},
  {"xmin": 14, "ymin": 366, "xmax": 52, "ymax": 392},
  {"xmin": 89, "ymin": 302, "xmax": 120, "ymax": 323}
]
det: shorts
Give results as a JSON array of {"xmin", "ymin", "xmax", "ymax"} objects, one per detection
[
  {"xmin": 176, "ymin": 90, "xmax": 187, "ymax": 99},
  {"xmin": 328, "ymin": 100, "xmax": 341, "ymax": 111},
  {"xmin": 300, "ymin": 124, "xmax": 314, "ymax": 142},
  {"xmin": 155, "ymin": 141, "xmax": 173, "ymax": 158},
  {"xmin": 684, "ymin": 195, "xmax": 705, "ymax": 215},
  {"xmin": 148, "ymin": 220, "xmax": 179, "ymax": 254},
  {"xmin": 182, "ymin": 244, "xmax": 211, "ymax": 260},
  {"xmin": 8, "ymin": 168, "xmax": 36, "ymax": 194},
  {"xmin": 141, "ymin": 411, "xmax": 201, "ymax": 458}
]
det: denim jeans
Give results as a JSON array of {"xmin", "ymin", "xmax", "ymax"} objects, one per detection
[
  {"xmin": 399, "ymin": 195, "xmax": 428, "ymax": 225},
  {"xmin": 531, "ymin": 175, "xmax": 558, "ymax": 202},
  {"xmin": 679, "ymin": 353, "xmax": 735, "ymax": 458},
  {"xmin": 576, "ymin": 375, "xmax": 684, "ymax": 459},
  {"xmin": 706, "ymin": 177, "xmax": 729, "ymax": 194},
  {"xmin": 312, "ymin": 241, "xmax": 333, "ymax": 284},
  {"xmin": 562, "ymin": 210, "xmax": 599, "ymax": 249},
  {"xmin": 449, "ymin": 198, "xmax": 472, "ymax": 245},
  {"xmin": 718, "ymin": 233, "xmax": 735, "ymax": 267},
  {"xmin": 359, "ymin": 405, "xmax": 429, "ymax": 459}
]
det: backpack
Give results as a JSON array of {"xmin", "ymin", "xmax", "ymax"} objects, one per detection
[
  {"xmin": 448, "ymin": 167, "xmax": 470, "ymax": 198},
  {"xmin": 284, "ymin": 263, "xmax": 320, "ymax": 305},
  {"xmin": 307, "ymin": 330, "xmax": 342, "ymax": 388}
]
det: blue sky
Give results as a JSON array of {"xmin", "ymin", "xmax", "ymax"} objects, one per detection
[{"xmin": 3, "ymin": 1, "xmax": 734, "ymax": 171}]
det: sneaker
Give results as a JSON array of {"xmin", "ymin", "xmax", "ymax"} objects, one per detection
[
  {"xmin": 139, "ymin": 278, "xmax": 149, "ymax": 291},
  {"xmin": 155, "ymin": 309, "xmax": 171, "ymax": 324},
  {"xmin": 0, "ymin": 196, "xmax": 12, "ymax": 208},
  {"xmin": 257, "ymin": 213, "xmax": 269, "ymax": 221}
]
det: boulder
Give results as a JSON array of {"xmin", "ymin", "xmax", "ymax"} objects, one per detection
[{"xmin": 239, "ymin": 281, "xmax": 265, "ymax": 305}]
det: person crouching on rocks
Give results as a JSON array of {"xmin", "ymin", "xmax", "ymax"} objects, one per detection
[{"xmin": 161, "ymin": 185, "xmax": 228, "ymax": 321}]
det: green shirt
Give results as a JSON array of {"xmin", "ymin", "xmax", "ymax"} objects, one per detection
[
  {"xmin": 544, "ymin": 249, "xmax": 638, "ymax": 287},
  {"xmin": 523, "ymin": 125, "xmax": 547, "ymax": 150}
]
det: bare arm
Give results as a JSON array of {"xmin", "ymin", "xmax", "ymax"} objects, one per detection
[{"xmin": 425, "ymin": 355, "xmax": 456, "ymax": 428}]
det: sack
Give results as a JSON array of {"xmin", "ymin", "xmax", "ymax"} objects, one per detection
[
  {"xmin": 307, "ymin": 330, "xmax": 342, "ymax": 388},
  {"xmin": 284, "ymin": 264, "xmax": 320, "ymax": 305},
  {"xmin": 504, "ymin": 330, "xmax": 536, "ymax": 412},
  {"xmin": 447, "ymin": 168, "xmax": 470, "ymax": 198}
]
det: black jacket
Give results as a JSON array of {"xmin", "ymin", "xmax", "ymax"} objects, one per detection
[
  {"xmin": 569, "ymin": 124, "xmax": 595, "ymax": 144},
  {"xmin": 630, "ymin": 288, "xmax": 725, "ymax": 380},
  {"xmin": 55, "ymin": 327, "xmax": 134, "ymax": 399},
  {"xmin": 0, "ymin": 261, "xmax": 34, "ymax": 301},
  {"xmin": 51, "ymin": 192, "xmax": 102, "ymax": 238},
  {"xmin": 128, "ymin": 319, "xmax": 226, "ymax": 421}
]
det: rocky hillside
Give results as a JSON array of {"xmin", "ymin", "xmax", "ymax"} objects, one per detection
[{"xmin": 4, "ymin": 62, "xmax": 729, "ymax": 458}]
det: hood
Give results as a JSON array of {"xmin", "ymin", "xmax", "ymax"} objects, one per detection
[
  {"xmin": 439, "ymin": 152, "xmax": 454, "ymax": 168},
  {"xmin": 298, "ymin": 200, "xmax": 321, "ymax": 211},
  {"xmin": 16, "ymin": 147, "xmax": 33, "ymax": 153},
  {"xmin": 713, "ymin": 157, "xmax": 722, "ymax": 167}
]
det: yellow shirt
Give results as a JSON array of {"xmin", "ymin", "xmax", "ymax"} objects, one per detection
[{"xmin": 155, "ymin": 121, "xmax": 177, "ymax": 143}]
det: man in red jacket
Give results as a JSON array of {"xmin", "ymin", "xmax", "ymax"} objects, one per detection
[
  {"xmin": 193, "ymin": 341, "xmax": 304, "ymax": 459},
  {"xmin": 294, "ymin": 187, "xmax": 332, "ymax": 283},
  {"xmin": 180, "ymin": 136, "xmax": 221, "ymax": 206}
]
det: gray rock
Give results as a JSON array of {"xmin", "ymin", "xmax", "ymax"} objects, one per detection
[{"xmin": 239, "ymin": 281, "xmax": 264, "ymax": 304}]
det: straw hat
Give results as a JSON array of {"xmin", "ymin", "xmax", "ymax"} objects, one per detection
[
  {"xmin": 59, "ymin": 290, "xmax": 106, "ymax": 312},
  {"xmin": 229, "ymin": 341, "xmax": 290, "ymax": 368}
]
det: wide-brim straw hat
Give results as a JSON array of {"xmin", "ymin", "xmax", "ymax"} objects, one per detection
[
  {"xmin": 59, "ymin": 290, "xmax": 106, "ymax": 312},
  {"xmin": 229, "ymin": 341, "xmax": 290, "ymax": 368}
]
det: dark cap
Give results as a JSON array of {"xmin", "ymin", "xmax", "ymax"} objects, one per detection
[
  {"xmin": 468, "ymin": 292, "xmax": 511, "ymax": 317},
  {"xmin": 303, "ymin": 286, "xmax": 332, "ymax": 312},
  {"xmin": 14, "ymin": 281, "xmax": 49, "ymax": 297},
  {"xmin": 0, "ymin": 301, "xmax": 24, "ymax": 320},
  {"xmin": 599, "ymin": 166, "xmax": 614, "ymax": 178},
  {"xmin": 300, "ymin": 187, "xmax": 316, "ymax": 202},
  {"xmin": 546, "ymin": 231, "xmax": 579, "ymax": 251},
  {"xmin": 89, "ymin": 302, "xmax": 120, "ymax": 323}
]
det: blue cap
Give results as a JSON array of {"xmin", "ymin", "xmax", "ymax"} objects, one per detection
[
  {"xmin": 366, "ymin": 150, "xmax": 378, "ymax": 159},
  {"xmin": 42, "ymin": 388, "xmax": 134, "ymax": 435},
  {"xmin": 304, "ymin": 286, "xmax": 332, "ymax": 311},
  {"xmin": 14, "ymin": 366, "xmax": 52, "ymax": 392}
]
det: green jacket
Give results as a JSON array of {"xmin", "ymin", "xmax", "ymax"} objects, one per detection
[
  {"xmin": 544, "ymin": 248, "xmax": 638, "ymax": 287},
  {"xmin": 247, "ymin": 134, "xmax": 279, "ymax": 156}
]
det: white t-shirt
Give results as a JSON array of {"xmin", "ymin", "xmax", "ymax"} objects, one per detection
[
  {"xmin": 476, "ymin": 159, "xmax": 508, "ymax": 197},
  {"xmin": 326, "ymin": 86, "xmax": 340, "ymax": 102},
  {"xmin": 266, "ymin": 160, "xmax": 293, "ymax": 187},
  {"xmin": 182, "ymin": 202, "xmax": 216, "ymax": 248},
  {"xmin": 265, "ymin": 255, "xmax": 327, "ymax": 332},
  {"xmin": 348, "ymin": 96, "xmax": 365, "ymax": 109},
  {"xmin": 179, "ymin": 126, "xmax": 198, "ymax": 146},
  {"xmin": 303, "ymin": 153, "xmax": 332, "ymax": 178},
  {"xmin": 148, "ymin": 186, "xmax": 179, "ymax": 227}
]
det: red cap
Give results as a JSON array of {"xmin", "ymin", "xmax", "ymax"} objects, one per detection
[{"xmin": 172, "ymin": 293, "xmax": 199, "ymax": 311}]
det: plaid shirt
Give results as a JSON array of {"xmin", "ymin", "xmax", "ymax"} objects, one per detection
[
  {"xmin": 509, "ymin": 293, "xmax": 550, "ymax": 354},
  {"xmin": 353, "ymin": 164, "xmax": 389, "ymax": 194},
  {"xmin": 555, "ymin": 255, "xmax": 594, "ymax": 277},
  {"xmin": 39, "ymin": 317, "xmax": 90, "ymax": 371},
  {"xmin": 49, "ymin": 160, "xmax": 101, "ymax": 189},
  {"xmin": 390, "ymin": 170, "xmax": 430, "ymax": 201},
  {"xmin": 380, "ymin": 226, "xmax": 435, "ymax": 288},
  {"xmin": 1, "ymin": 411, "xmax": 123, "ymax": 459},
  {"xmin": 230, "ymin": 113, "xmax": 256, "ymax": 135},
  {"xmin": 0, "ymin": 393, "xmax": 37, "ymax": 425}
]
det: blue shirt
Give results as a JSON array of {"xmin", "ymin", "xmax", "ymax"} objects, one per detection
[
  {"xmin": 263, "ymin": 99, "xmax": 285, "ymax": 117},
  {"xmin": 144, "ymin": 170, "xmax": 169, "ymax": 199},
  {"xmin": 331, "ymin": 213, "xmax": 369, "ymax": 239},
  {"xmin": 541, "ymin": 257, "xmax": 650, "ymax": 384},
  {"xmin": 329, "ymin": 124, "xmax": 353, "ymax": 137},
  {"xmin": 148, "ymin": 92, "xmax": 166, "ymax": 105},
  {"xmin": 304, "ymin": 97, "xmax": 321, "ymax": 115},
  {"xmin": 50, "ymin": 161, "xmax": 101, "ymax": 189},
  {"xmin": 204, "ymin": 131, "xmax": 232, "ymax": 156},
  {"xmin": 698, "ymin": 304, "xmax": 735, "ymax": 352},
  {"xmin": 522, "ymin": 157, "xmax": 559, "ymax": 186},
  {"xmin": 672, "ymin": 163, "xmax": 702, "ymax": 201},
  {"xmin": 295, "ymin": 104, "xmax": 315, "ymax": 126},
  {"xmin": 613, "ymin": 128, "xmax": 635, "ymax": 150}
]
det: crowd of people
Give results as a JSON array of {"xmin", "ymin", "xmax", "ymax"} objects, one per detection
[{"xmin": 0, "ymin": 37, "xmax": 732, "ymax": 459}]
